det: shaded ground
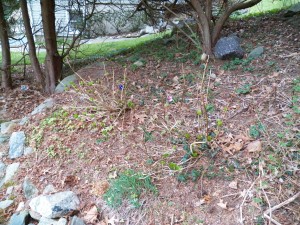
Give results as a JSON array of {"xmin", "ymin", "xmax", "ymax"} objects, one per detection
[{"xmin": 1, "ymin": 14, "xmax": 299, "ymax": 225}]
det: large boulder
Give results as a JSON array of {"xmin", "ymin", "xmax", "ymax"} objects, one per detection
[
  {"xmin": 29, "ymin": 191, "xmax": 80, "ymax": 219},
  {"xmin": 38, "ymin": 217, "xmax": 67, "ymax": 225},
  {"xmin": 55, "ymin": 75, "xmax": 77, "ymax": 93},
  {"xmin": 214, "ymin": 35, "xmax": 245, "ymax": 60},
  {"xmin": 9, "ymin": 131, "xmax": 26, "ymax": 159}
]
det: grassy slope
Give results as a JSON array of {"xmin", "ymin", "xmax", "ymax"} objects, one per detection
[
  {"xmin": 248, "ymin": 0, "xmax": 300, "ymax": 14},
  {"xmin": 1, "ymin": 33, "xmax": 166, "ymax": 66}
]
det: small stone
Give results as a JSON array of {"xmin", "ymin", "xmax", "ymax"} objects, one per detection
[
  {"xmin": 19, "ymin": 116, "xmax": 29, "ymax": 126},
  {"xmin": 43, "ymin": 184, "xmax": 57, "ymax": 195},
  {"xmin": 70, "ymin": 216, "xmax": 86, "ymax": 225},
  {"xmin": 24, "ymin": 147, "xmax": 34, "ymax": 156},
  {"xmin": 29, "ymin": 191, "xmax": 80, "ymax": 218},
  {"xmin": 38, "ymin": 217, "xmax": 67, "ymax": 225},
  {"xmin": 9, "ymin": 131, "xmax": 26, "ymax": 159},
  {"xmin": 31, "ymin": 98, "xmax": 55, "ymax": 116},
  {"xmin": 248, "ymin": 46, "xmax": 264, "ymax": 59},
  {"xmin": 133, "ymin": 60, "xmax": 145, "ymax": 67},
  {"xmin": 7, "ymin": 210, "xmax": 29, "ymax": 225},
  {"xmin": 0, "ymin": 162, "xmax": 20, "ymax": 188},
  {"xmin": 23, "ymin": 177, "xmax": 39, "ymax": 199},
  {"xmin": 1, "ymin": 121, "xmax": 17, "ymax": 134},
  {"xmin": 0, "ymin": 161, "xmax": 6, "ymax": 178},
  {"xmin": 6, "ymin": 186, "xmax": 14, "ymax": 195},
  {"xmin": 0, "ymin": 134, "xmax": 10, "ymax": 144},
  {"xmin": 209, "ymin": 73, "xmax": 217, "ymax": 79},
  {"xmin": 16, "ymin": 202, "xmax": 25, "ymax": 212},
  {"xmin": 0, "ymin": 199, "xmax": 14, "ymax": 209}
]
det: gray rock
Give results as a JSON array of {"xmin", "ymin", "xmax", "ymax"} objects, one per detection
[
  {"xmin": 284, "ymin": 2, "xmax": 300, "ymax": 17},
  {"xmin": 19, "ymin": 116, "xmax": 29, "ymax": 126},
  {"xmin": 9, "ymin": 131, "xmax": 26, "ymax": 159},
  {"xmin": 0, "ymin": 199, "xmax": 14, "ymax": 209},
  {"xmin": 43, "ymin": 184, "xmax": 57, "ymax": 195},
  {"xmin": 38, "ymin": 217, "xmax": 67, "ymax": 225},
  {"xmin": 16, "ymin": 202, "xmax": 25, "ymax": 212},
  {"xmin": 29, "ymin": 191, "xmax": 80, "ymax": 219},
  {"xmin": 133, "ymin": 60, "xmax": 145, "ymax": 67},
  {"xmin": 31, "ymin": 98, "xmax": 55, "ymax": 116},
  {"xmin": 70, "ymin": 216, "xmax": 86, "ymax": 225},
  {"xmin": 29, "ymin": 210, "xmax": 42, "ymax": 221},
  {"xmin": 55, "ymin": 75, "xmax": 77, "ymax": 93},
  {"xmin": 1, "ymin": 121, "xmax": 17, "ymax": 134},
  {"xmin": 23, "ymin": 177, "xmax": 39, "ymax": 199},
  {"xmin": 6, "ymin": 186, "xmax": 14, "ymax": 195},
  {"xmin": 214, "ymin": 35, "xmax": 244, "ymax": 60},
  {"xmin": 7, "ymin": 211, "xmax": 29, "ymax": 225},
  {"xmin": 0, "ymin": 134, "xmax": 10, "ymax": 144},
  {"xmin": 0, "ymin": 162, "xmax": 6, "ymax": 178},
  {"xmin": 248, "ymin": 46, "xmax": 264, "ymax": 59},
  {"xmin": 24, "ymin": 147, "xmax": 34, "ymax": 156},
  {"xmin": 0, "ymin": 162, "xmax": 20, "ymax": 188}
]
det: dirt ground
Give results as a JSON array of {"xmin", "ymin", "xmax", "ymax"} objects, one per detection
[{"xmin": 1, "ymin": 14, "xmax": 299, "ymax": 225}]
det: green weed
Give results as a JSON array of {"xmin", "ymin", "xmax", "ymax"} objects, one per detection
[
  {"xmin": 103, "ymin": 170, "xmax": 157, "ymax": 208},
  {"xmin": 236, "ymin": 83, "xmax": 252, "ymax": 95}
]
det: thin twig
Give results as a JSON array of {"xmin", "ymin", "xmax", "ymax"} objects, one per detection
[
  {"xmin": 239, "ymin": 176, "xmax": 259, "ymax": 225},
  {"xmin": 263, "ymin": 192, "xmax": 300, "ymax": 215}
]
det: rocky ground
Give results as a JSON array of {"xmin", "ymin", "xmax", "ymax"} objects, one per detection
[{"xmin": 0, "ymin": 13, "xmax": 299, "ymax": 225}]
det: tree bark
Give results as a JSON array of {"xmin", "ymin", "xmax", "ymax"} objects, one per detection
[
  {"xmin": 20, "ymin": 0, "xmax": 44, "ymax": 88},
  {"xmin": 40, "ymin": 0, "xmax": 62, "ymax": 94},
  {"xmin": 0, "ymin": 1, "xmax": 12, "ymax": 90},
  {"xmin": 190, "ymin": 0, "xmax": 213, "ymax": 56},
  {"xmin": 212, "ymin": 0, "xmax": 262, "ymax": 46}
]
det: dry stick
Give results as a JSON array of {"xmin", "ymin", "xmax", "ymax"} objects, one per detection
[
  {"xmin": 239, "ymin": 176, "xmax": 260, "ymax": 225},
  {"xmin": 263, "ymin": 192, "xmax": 300, "ymax": 225}
]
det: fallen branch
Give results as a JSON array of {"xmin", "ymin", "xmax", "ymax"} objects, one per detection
[
  {"xmin": 263, "ymin": 192, "xmax": 300, "ymax": 225},
  {"xmin": 280, "ymin": 52, "xmax": 300, "ymax": 58}
]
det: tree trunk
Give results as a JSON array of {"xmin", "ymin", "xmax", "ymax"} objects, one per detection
[
  {"xmin": 190, "ymin": 0, "xmax": 213, "ymax": 56},
  {"xmin": 0, "ymin": 1, "xmax": 12, "ymax": 90},
  {"xmin": 212, "ymin": 0, "xmax": 263, "ymax": 46},
  {"xmin": 40, "ymin": 0, "xmax": 62, "ymax": 94},
  {"xmin": 20, "ymin": 0, "xmax": 44, "ymax": 88}
]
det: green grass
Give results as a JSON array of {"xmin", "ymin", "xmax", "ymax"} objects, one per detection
[
  {"xmin": 70, "ymin": 32, "xmax": 168, "ymax": 60},
  {"xmin": 103, "ymin": 170, "xmax": 157, "ymax": 208},
  {"xmin": 233, "ymin": 0, "xmax": 300, "ymax": 18},
  {"xmin": 0, "ymin": 32, "xmax": 167, "ymax": 66},
  {"xmin": 249, "ymin": 0, "xmax": 299, "ymax": 14}
]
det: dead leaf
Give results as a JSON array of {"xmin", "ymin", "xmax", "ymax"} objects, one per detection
[
  {"xmin": 63, "ymin": 175, "xmax": 79, "ymax": 187},
  {"xmin": 246, "ymin": 140, "xmax": 262, "ymax": 153},
  {"xmin": 217, "ymin": 199, "xmax": 227, "ymax": 209},
  {"xmin": 194, "ymin": 199, "xmax": 206, "ymax": 206},
  {"xmin": 90, "ymin": 180, "xmax": 110, "ymax": 196},
  {"xmin": 108, "ymin": 170, "xmax": 118, "ymax": 179},
  {"xmin": 83, "ymin": 205, "xmax": 98, "ymax": 223},
  {"xmin": 134, "ymin": 113, "xmax": 147, "ymax": 123},
  {"xmin": 229, "ymin": 181, "xmax": 238, "ymax": 190}
]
